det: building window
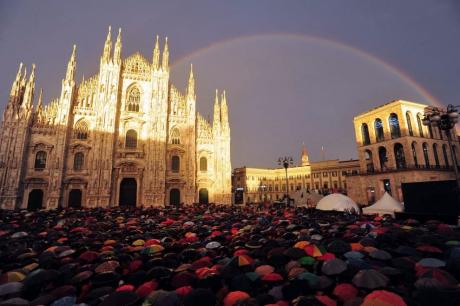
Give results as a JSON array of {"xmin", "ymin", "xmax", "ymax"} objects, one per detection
[
  {"xmin": 125, "ymin": 129, "xmax": 138, "ymax": 148},
  {"xmin": 332, "ymin": 171, "xmax": 337, "ymax": 177},
  {"xmin": 361, "ymin": 123, "xmax": 370, "ymax": 145},
  {"xmin": 126, "ymin": 86, "xmax": 140, "ymax": 112},
  {"xmin": 422, "ymin": 142, "xmax": 430, "ymax": 167},
  {"xmin": 73, "ymin": 152, "xmax": 84, "ymax": 171},
  {"xmin": 378, "ymin": 146, "xmax": 388, "ymax": 170},
  {"xmin": 34, "ymin": 151, "xmax": 47, "ymax": 170},
  {"xmin": 171, "ymin": 128, "xmax": 180, "ymax": 145},
  {"xmin": 389, "ymin": 113, "xmax": 401, "ymax": 139},
  {"xmin": 443, "ymin": 144, "xmax": 449, "ymax": 167},
  {"xmin": 417, "ymin": 113, "xmax": 424, "ymax": 137},
  {"xmin": 172, "ymin": 155, "xmax": 180, "ymax": 172},
  {"xmin": 200, "ymin": 157, "xmax": 207, "ymax": 171},
  {"xmin": 323, "ymin": 172, "xmax": 328, "ymax": 177},
  {"xmin": 412, "ymin": 142, "xmax": 418, "ymax": 167},
  {"xmin": 365, "ymin": 149, "xmax": 374, "ymax": 172},
  {"xmin": 374, "ymin": 118, "xmax": 385, "ymax": 142},
  {"xmin": 406, "ymin": 111, "xmax": 413, "ymax": 136},
  {"xmin": 433, "ymin": 144, "xmax": 440, "ymax": 168},
  {"xmin": 394, "ymin": 143, "xmax": 406, "ymax": 169},
  {"xmin": 74, "ymin": 120, "xmax": 89, "ymax": 140}
]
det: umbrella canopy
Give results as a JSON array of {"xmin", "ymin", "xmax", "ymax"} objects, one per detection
[
  {"xmin": 321, "ymin": 259, "xmax": 347, "ymax": 276},
  {"xmin": 361, "ymin": 290, "xmax": 407, "ymax": 306},
  {"xmin": 352, "ymin": 269, "xmax": 389, "ymax": 289},
  {"xmin": 417, "ymin": 258, "xmax": 446, "ymax": 268}
]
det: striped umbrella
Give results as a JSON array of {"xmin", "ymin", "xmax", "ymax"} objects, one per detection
[
  {"xmin": 305, "ymin": 244, "xmax": 324, "ymax": 257},
  {"xmin": 141, "ymin": 245, "xmax": 165, "ymax": 255}
]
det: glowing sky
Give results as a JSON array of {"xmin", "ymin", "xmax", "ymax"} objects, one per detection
[{"xmin": 1, "ymin": 0, "xmax": 459, "ymax": 167}]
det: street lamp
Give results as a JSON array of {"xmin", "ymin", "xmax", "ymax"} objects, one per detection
[
  {"xmin": 278, "ymin": 156, "xmax": 294, "ymax": 207},
  {"xmin": 423, "ymin": 104, "xmax": 460, "ymax": 189}
]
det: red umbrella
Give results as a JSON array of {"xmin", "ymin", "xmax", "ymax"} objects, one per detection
[
  {"xmin": 418, "ymin": 268, "xmax": 458, "ymax": 287},
  {"xmin": 361, "ymin": 290, "xmax": 406, "ymax": 306},
  {"xmin": 95, "ymin": 260, "xmax": 120, "ymax": 274},
  {"xmin": 315, "ymin": 294, "xmax": 337, "ymax": 306},
  {"xmin": 333, "ymin": 283, "xmax": 358, "ymax": 302},
  {"xmin": 318, "ymin": 252, "xmax": 336, "ymax": 261},
  {"xmin": 416, "ymin": 245, "xmax": 442, "ymax": 254},
  {"xmin": 79, "ymin": 251, "xmax": 99, "ymax": 263},
  {"xmin": 262, "ymin": 273, "xmax": 283, "ymax": 282}
]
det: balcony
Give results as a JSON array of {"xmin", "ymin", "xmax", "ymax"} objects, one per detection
[{"xmin": 347, "ymin": 165, "xmax": 455, "ymax": 176}]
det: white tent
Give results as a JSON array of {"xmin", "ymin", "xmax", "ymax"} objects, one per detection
[
  {"xmin": 316, "ymin": 193, "xmax": 360, "ymax": 214},
  {"xmin": 362, "ymin": 192, "xmax": 404, "ymax": 217},
  {"xmin": 292, "ymin": 189, "xmax": 323, "ymax": 207}
]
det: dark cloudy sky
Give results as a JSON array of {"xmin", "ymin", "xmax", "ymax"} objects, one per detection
[{"xmin": 1, "ymin": 0, "xmax": 459, "ymax": 168}]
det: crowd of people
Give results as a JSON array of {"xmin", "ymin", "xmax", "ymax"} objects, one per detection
[{"xmin": 0, "ymin": 204, "xmax": 459, "ymax": 305}]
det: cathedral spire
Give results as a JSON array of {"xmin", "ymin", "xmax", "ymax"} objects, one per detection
[
  {"xmin": 114, "ymin": 28, "xmax": 122, "ymax": 64},
  {"xmin": 102, "ymin": 26, "xmax": 112, "ymax": 63},
  {"xmin": 37, "ymin": 88, "xmax": 43, "ymax": 110},
  {"xmin": 9, "ymin": 62, "xmax": 23, "ymax": 97},
  {"xmin": 22, "ymin": 64, "xmax": 36, "ymax": 109},
  {"xmin": 301, "ymin": 142, "xmax": 310, "ymax": 166},
  {"xmin": 161, "ymin": 37, "xmax": 169, "ymax": 70},
  {"xmin": 213, "ymin": 89, "xmax": 221, "ymax": 133},
  {"xmin": 65, "ymin": 45, "xmax": 77, "ymax": 82},
  {"xmin": 152, "ymin": 35, "xmax": 160, "ymax": 70},
  {"xmin": 187, "ymin": 63, "xmax": 195, "ymax": 98},
  {"xmin": 220, "ymin": 90, "xmax": 229, "ymax": 129}
]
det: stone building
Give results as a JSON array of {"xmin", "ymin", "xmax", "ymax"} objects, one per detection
[
  {"xmin": 232, "ymin": 145, "xmax": 360, "ymax": 204},
  {"xmin": 346, "ymin": 100, "xmax": 459, "ymax": 204},
  {"xmin": 0, "ymin": 27, "xmax": 232, "ymax": 210}
]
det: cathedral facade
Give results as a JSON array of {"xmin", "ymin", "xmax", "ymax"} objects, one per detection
[{"xmin": 0, "ymin": 27, "xmax": 232, "ymax": 210}]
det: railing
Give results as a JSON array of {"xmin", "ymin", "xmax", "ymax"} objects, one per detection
[{"xmin": 347, "ymin": 164, "xmax": 456, "ymax": 176}]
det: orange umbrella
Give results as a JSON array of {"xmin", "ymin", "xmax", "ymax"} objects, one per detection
[
  {"xmin": 132, "ymin": 239, "xmax": 145, "ymax": 246},
  {"xmin": 305, "ymin": 244, "xmax": 324, "ymax": 257},
  {"xmin": 350, "ymin": 243, "xmax": 364, "ymax": 251},
  {"xmin": 294, "ymin": 241, "xmax": 310, "ymax": 249},
  {"xmin": 0, "ymin": 271, "xmax": 25, "ymax": 284}
]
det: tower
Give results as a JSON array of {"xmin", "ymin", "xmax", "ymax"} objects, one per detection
[
  {"xmin": 220, "ymin": 90, "xmax": 232, "ymax": 204},
  {"xmin": 0, "ymin": 63, "xmax": 36, "ymax": 209},
  {"xmin": 301, "ymin": 143, "xmax": 310, "ymax": 166}
]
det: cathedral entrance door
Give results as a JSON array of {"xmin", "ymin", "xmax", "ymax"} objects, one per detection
[
  {"xmin": 170, "ymin": 188, "xmax": 180, "ymax": 206},
  {"xmin": 69, "ymin": 189, "xmax": 82, "ymax": 208},
  {"xmin": 199, "ymin": 188, "xmax": 209, "ymax": 204},
  {"xmin": 27, "ymin": 189, "xmax": 43, "ymax": 210},
  {"xmin": 119, "ymin": 178, "xmax": 137, "ymax": 207}
]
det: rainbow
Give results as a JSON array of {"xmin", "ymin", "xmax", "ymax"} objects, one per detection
[{"xmin": 171, "ymin": 33, "xmax": 441, "ymax": 107}]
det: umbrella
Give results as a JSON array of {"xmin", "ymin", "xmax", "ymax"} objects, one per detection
[
  {"xmin": 141, "ymin": 245, "xmax": 165, "ymax": 255},
  {"xmin": 394, "ymin": 246, "xmax": 419, "ymax": 257},
  {"xmin": 95, "ymin": 260, "xmax": 120, "ymax": 274},
  {"xmin": 417, "ymin": 258, "xmax": 446, "ymax": 268},
  {"xmin": 298, "ymin": 256, "xmax": 315, "ymax": 266},
  {"xmin": 71, "ymin": 271, "xmax": 93, "ymax": 284},
  {"xmin": 261, "ymin": 273, "xmax": 283, "ymax": 282},
  {"xmin": 416, "ymin": 245, "xmax": 442, "ymax": 254},
  {"xmin": 99, "ymin": 291, "xmax": 140, "ymax": 306},
  {"xmin": 305, "ymin": 244, "xmax": 324, "ymax": 257},
  {"xmin": 0, "ymin": 271, "xmax": 26, "ymax": 284},
  {"xmin": 0, "ymin": 282, "xmax": 23, "ymax": 297},
  {"xmin": 418, "ymin": 268, "xmax": 458, "ymax": 287},
  {"xmin": 318, "ymin": 252, "xmax": 336, "ymax": 261},
  {"xmin": 284, "ymin": 247, "xmax": 306, "ymax": 259},
  {"xmin": 132, "ymin": 239, "xmax": 145, "ymax": 246},
  {"xmin": 414, "ymin": 277, "xmax": 445, "ymax": 290},
  {"xmin": 361, "ymin": 290, "xmax": 407, "ymax": 306},
  {"xmin": 11, "ymin": 231, "xmax": 28, "ymax": 238},
  {"xmin": 321, "ymin": 259, "xmax": 347, "ymax": 276},
  {"xmin": 79, "ymin": 250, "xmax": 99, "ymax": 262},
  {"xmin": 333, "ymin": 283, "xmax": 358, "ymax": 302},
  {"xmin": 344, "ymin": 251, "xmax": 364, "ymax": 260},
  {"xmin": 229, "ymin": 255, "xmax": 254, "ymax": 267},
  {"xmin": 288, "ymin": 267, "xmax": 306, "ymax": 280},
  {"xmin": 297, "ymin": 272, "xmax": 319, "ymax": 287},
  {"xmin": 352, "ymin": 269, "xmax": 389, "ymax": 289},
  {"xmin": 369, "ymin": 250, "xmax": 392, "ymax": 261},
  {"xmin": 294, "ymin": 241, "xmax": 310, "ymax": 249},
  {"xmin": 327, "ymin": 240, "xmax": 351, "ymax": 254},
  {"xmin": 255, "ymin": 265, "xmax": 275, "ymax": 276},
  {"xmin": 205, "ymin": 241, "xmax": 221, "ymax": 249}
]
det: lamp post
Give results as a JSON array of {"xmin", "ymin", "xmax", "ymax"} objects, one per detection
[
  {"xmin": 278, "ymin": 156, "xmax": 293, "ymax": 207},
  {"xmin": 422, "ymin": 104, "xmax": 460, "ymax": 189}
]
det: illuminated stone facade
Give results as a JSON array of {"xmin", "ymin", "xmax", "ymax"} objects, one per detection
[
  {"xmin": 346, "ymin": 100, "xmax": 459, "ymax": 204},
  {"xmin": 232, "ymin": 145, "xmax": 360, "ymax": 204},
  {"xmin": 0, "ymin": 27, "xmax": 232, "ymax": 209}
]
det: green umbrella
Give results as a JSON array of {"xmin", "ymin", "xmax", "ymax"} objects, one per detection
[{"xmin": 298, "ymin": 256, "xmax": 316, "ymax": 266}]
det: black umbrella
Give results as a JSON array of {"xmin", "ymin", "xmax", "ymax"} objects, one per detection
[
  {"xmin": 352, "ymin": 269, "xmax": 389, "ymax": 289},
  {"xmin": 321, "ymin": 259, "xmax": 347, "ymax": 276},
  {"xmin": 327, "ymin": 240, "xmax": 351, "ymax": 255}
]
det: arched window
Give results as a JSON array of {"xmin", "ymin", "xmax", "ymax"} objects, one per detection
[
  {"xmin": 412, "ymin": 142, "xmax": 418, "ymax": 167},
  {"xmin": 389, "ymin": 113, "xmax": 401, "ymax": 139},
  {"xmin": 406, "ymin": 111, "xmax": 413, "ymax": 136},
  {"xmin": 443, "ymin": 144, "xmax": 449, "ymax": 167},
  {"xmin": 374, "ymin": 118, "xmax": 385, "ymax": 142},
  {"xmin": 394, "ymin": 143, "xmax": 406, "ymax": 169},
  {"xmin": 126, "ymin": 86, "xmax": 140, "ymax": 112},
  {"xmin": 170, "ymin": 128, "xmax": 180, "ymax": 145},
  {"xmin": 365, "ymin": 150, "xmax": 374, "ymax": 172},
  {"xmin": 125, "ymin": 129, "xmax": 138, "ymax": 148},
  {"xmin": 378, "ymin": 146, "xmax": 388, "ymax": 170},
  {"xmin": 34, "ymin": 151, "xmax": 47, "ymax": 170},
  {"xmin": 172, "ymin": 155, "xmax": 180, "ymax": 172},
  {"xmin": 73, "ymin": 152, "xmax": 84, "ymax": 171},
  {"xmin": 361, "ymin": 123, "xmax": 370, "ymax": 145},
  {"xmin": 200, "ymin": 157, "xmax": 207, "ymax": 171},
  {"xmin": 74, "ymin": 120, "xmax": 89, "ymax": 140},
  {"xmin": 417, "ymin": 113, "xmax": 424, "ymax": 137},
  {"xmin": 422, "ymin": 142, "xmax": 430, "ymax": 167},
  {"xmin": 433, "ymin": 144, "xmax": 440, "ymax": 168}
]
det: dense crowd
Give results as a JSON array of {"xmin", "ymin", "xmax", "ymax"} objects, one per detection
[{"xmin": 0, "ymin": 204, "xmax": 459, "ymax": 306}]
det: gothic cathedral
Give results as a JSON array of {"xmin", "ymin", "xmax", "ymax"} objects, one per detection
[{"xmin": 0, "ymin": 27, "xmax": 232, "ymax": 209}]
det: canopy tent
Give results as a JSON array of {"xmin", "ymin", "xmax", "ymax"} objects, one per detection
[
  {"xmin": 362, "ymin": 192, "xmax": 403, "ymax": 217},
  {"xmin": 316, "ymin": 193, "xmax": 360, "ymax": 214}
]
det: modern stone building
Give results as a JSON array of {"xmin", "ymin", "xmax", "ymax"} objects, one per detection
[
  {"xmin": 0, "ymin": 27, "xmax": 232, "ymax": 210},
  {"xmin": 346, "ymin": 100, "xmax": 459, "ymax": 204},
  {"xmin": 232, "ymin": 145, "xmax": 360, "ymax": 204}
]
